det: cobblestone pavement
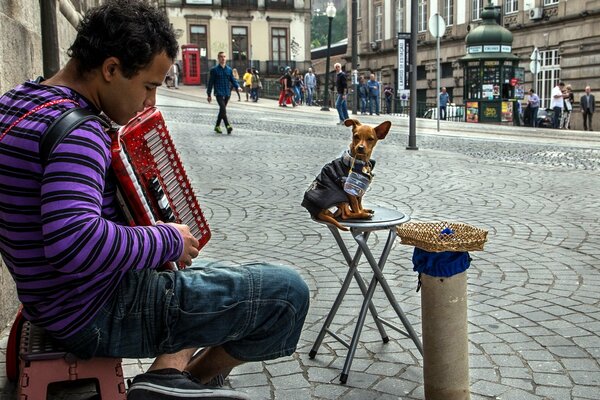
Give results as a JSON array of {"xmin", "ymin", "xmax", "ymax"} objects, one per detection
[{"xmin": 1, "ymin": 87, "xmax": 599, "ymax": 400}]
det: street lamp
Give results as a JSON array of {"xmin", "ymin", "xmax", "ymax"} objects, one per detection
[{"xmin": 320, "ymin": 2, "xmax": 336, "ymax": 112}]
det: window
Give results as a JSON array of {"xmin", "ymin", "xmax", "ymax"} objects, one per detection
[
  {"xmin": 443, "ymin": 0, "xmax": 454, "ymax": 26},
  {"xmin": 374, "ymin": 5, "xmax": 383, "ymax": 41},
  {"xmin": 441, "ymin": 62, "xmax": 453, "ymax": 78},
  {"xmin": 471, "ymin": 0, "xmax": 483, "ymax": 21},
  {"xmin": 395, "ymin": 0, "xmax": 403, "ymax": 32},
  {"xmin": 538, "ymin": 49, "xmax": 560, "ymax": 108},
  {"xmin": 417, "ymin": 65, "xmax": 427, "ymax": 80},
  {"xmin": 543, "ymin": 0, "xmax": 559, "ymax": 5},
  {"xmin": 505, "ymin": 0, "xmax": 518, "ymax": 14},
  {"xmin": 190, "ymin": 25, "xmax": 207, "ymax": 53},
  {"xmin": 271, "ymin": 28, "xmax": 288, "ymax": 62},
  {"xmin": 231, "ymin": 26, "xmax": 248, "ymax": 65},
  {"xmin": 418, "ymin": 0, "xmax": 427, "ymax": 32}
]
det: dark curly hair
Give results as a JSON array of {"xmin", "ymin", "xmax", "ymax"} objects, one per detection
[{"xmin": 68, "ymin": 0, "xmax": 178, "ymax": 78}]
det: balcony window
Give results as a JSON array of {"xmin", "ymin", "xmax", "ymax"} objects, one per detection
[
  {"xmin": 418, "ymin": 0, "xmax": 427, "ymax": 32},
  {"xmin": 272, "ymin": 28, "xmax": 288, "ymax": 62},
  {"xmin": 443, "ymin": 0, "xmax": 454, "ymax": 26},
  {"xmin": 190, "ymin": 25, "xmax": 208, "ymax": 56},
  {"xmin": 266, "ymin": 0, "xmax": 294, "ymax": 9},
  {"xmin": 221, "ymin": 0, "xmax": 258, "ymax": 7}
]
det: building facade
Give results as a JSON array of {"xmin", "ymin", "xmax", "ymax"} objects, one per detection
[
  {"xmin": 160, "ymin": 0, "xmax": 312, "ymax": 81},
  {"xmin": 348, "ymin": 0, "xmax": 599, "ymax": 128}
]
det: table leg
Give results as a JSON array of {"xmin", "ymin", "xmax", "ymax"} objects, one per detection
[
  {"xmin": 309, "ymin": 227, "xmax": 388, "ymax": 360},
  {"xmin": 355, "ymin": 229, "xmax": 423, "ymax": 355},
  {"xmin": 330, "ymin": 228, "xmax": 389, "ymax": 341}
]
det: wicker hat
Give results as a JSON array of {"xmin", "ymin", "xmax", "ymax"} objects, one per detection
[{"xmin": 396, "ymin": 221, "xmax": 488, "ymax": 253}]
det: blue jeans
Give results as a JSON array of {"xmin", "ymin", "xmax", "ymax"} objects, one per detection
[
  {"xmin": 440, "ymin": 105, "xmax": 447, "ymax": 120},
  {"xmin": 530, "ymin": 106, "xmax": 539, "ymax": 127},
  {"xmin": 369, "ymin": 96, "xmax": 379, "ymax": 115},
  {"xmin": 336, "ymin": 94, "xmax": 349, "ymax": 122},
  {"xmin": 552, "ymin": 106, "xmax": 562, "ymax": 128},
  {"xmin": 60, "ymin": 260, "xmax": 310, "ymax": 362},
  {"xmin": 306, "ymin": 87, "xmax": 314, "ymax": 105},
  {"xmin": 359, "ymin": 97, "xmax": 367, "ymax": 113}
]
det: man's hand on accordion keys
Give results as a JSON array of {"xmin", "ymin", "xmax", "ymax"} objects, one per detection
[{"xmin": 160, "ymin": 221, "xmax": 200, "ymax": 266}]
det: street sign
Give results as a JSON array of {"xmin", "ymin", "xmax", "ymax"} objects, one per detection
[
  {"xmin": 397, "ymin": 32, "xmax": 410, "ymax": 91},
  {"xmin": 529, "ymin": 60, "xmax": 541, "ymax": 74},
  {"xmin": 530, "ymin": 47, "xmax": 539, "ymax": 61},
  {"xmin": 428, "ymin": 14, "xmax": 446, "ymax": 38}
]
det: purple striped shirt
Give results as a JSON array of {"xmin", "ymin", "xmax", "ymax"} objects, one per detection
[{"xmin": 0, "ymin": 81, "xmax": 183, "ymax": 339}]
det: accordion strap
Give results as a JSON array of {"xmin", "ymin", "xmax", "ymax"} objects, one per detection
[{"xmin": 40, "ymin": 107, "xmax": 109, "ymax": 166}]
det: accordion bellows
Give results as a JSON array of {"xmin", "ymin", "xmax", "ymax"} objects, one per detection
[{"xmin": 111, "ymin": 107, "xmax": 211, "ymax": 264}]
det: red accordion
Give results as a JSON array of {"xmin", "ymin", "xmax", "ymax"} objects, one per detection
[{"xmin": 110, "ymin": 107, "xmax": 211, "ymax": 266}]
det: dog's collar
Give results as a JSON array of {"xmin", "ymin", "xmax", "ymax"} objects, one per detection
[{"xmin": 340, "ymin": 150, "xmax": 375, "ymax": 176}]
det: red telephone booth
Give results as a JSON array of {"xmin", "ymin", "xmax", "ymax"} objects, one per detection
[{"xmin": 181, "ymin": 44, "xmax": 201, "ymax": 85}]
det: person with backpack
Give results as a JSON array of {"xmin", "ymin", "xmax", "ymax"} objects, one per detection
[
  {"xmin": 278, "ymin": 66, "xmax": 295, "ymax": 107},
  {"xmin": 0, "ymin": 1, "xmax": 309, "ymax": 399},
  {"xmin": 250, "ymin": 68, "xmax": 261, "ymax": 102}
]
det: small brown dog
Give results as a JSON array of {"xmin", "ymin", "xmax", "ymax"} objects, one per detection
[{"xmin": 301, "ymin": 118, "xmax": 391, "ymax": 231}]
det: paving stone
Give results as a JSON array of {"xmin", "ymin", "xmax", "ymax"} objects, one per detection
[{"xmin": 2, "ymin": 91, "xmax": 600, "ymax": 400}]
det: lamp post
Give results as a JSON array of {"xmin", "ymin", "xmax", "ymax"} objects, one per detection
[{"xmin": 321, "ymin": 2, "xmax": 336, "ymax": 112}]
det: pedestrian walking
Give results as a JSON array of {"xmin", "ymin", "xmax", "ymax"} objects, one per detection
[
  {"xmin": 232, "ymin": 68, "xmax": 241, "ymax": 101},
  {"xmin": 278, "ymin": 66, "xmax": 295, "ymax": 107},
  {"xmin": 243, "ymin": 68, "xmax": 252, "ymax": 101},
  {"xmin": 334, "ymin": 62, "xmax": 349, "ymax": 124},
  {"xmin": 207, "ymin": 51, "xmax": 240, "ymax": 134}
]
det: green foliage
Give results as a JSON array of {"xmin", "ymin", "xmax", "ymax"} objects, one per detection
[{"xmin": 310, "ymin": 5, "xmax": 347, "ymax": 49}]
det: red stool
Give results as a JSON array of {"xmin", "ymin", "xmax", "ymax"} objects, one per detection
[{"xmin": 6, "ymin": 309, "xmax": 126, "ymax": 400}]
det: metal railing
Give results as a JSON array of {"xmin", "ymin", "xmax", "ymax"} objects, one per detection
[{"xmin": 255, "ymin": 82, "xmax": 467, "ymax": 123}]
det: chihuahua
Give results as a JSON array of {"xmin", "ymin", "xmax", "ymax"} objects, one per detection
[{"xmin": 301, "ymin": 118, "xmax": 391, "ymax": 231}]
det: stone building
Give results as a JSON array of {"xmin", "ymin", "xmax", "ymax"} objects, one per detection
[
  {"xmin": 345, "ymin": 0, "xmax": 599, "ymax": 129},
  {"xmin": 160, "ymin": 0, "xmax": 312, "ymax": 83}
]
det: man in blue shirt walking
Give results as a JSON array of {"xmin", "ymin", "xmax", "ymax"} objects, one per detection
[{"xmin": 207, "ymin": 52, "xmax": 240, "ymax": 134}]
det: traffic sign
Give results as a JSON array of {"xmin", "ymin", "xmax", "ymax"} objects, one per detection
[
  {"xmin": 530, "ymin": 47, "xmax": 539, "ymax": 61},
  {"xmin": 529, "ymin": 60, "xmax": 541, "ymax": 74},
  {"xmin": 428, "ymin": 14, "xmax": 446, "ymax": 38}
]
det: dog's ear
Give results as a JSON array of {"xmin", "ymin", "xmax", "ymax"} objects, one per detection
[
  {"xmin": 344, "ymin": 119, "xmax": 361, "ymax": 128},
  {"xmin": 374, "ymin": 121, "xmax": 392, "ymax": 140}
]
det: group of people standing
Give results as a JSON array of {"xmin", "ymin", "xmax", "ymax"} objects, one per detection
[
  {"xmin": 526, "ymin": 83, "xmax": 595, "ymax": 131},
  {"xmin": 231, "ymin": 67, "xmax": 262, "ymax": 103},
  {"xmin": 278, "ymin": 67, "xmax": 318, "ymax": 107},
  {"xmin": 357, "ymin": 74, "xmax": 395, "ymax": 116}
]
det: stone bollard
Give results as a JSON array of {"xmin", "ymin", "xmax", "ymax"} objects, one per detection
[{"xmin": 397, "ymin": 222, "xmax": 488, "ymax": 400}]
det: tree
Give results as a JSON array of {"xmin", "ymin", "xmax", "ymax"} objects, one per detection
[{"xmin": 310, "ymin": 5, "xmax": 347, "ymax": 49}]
